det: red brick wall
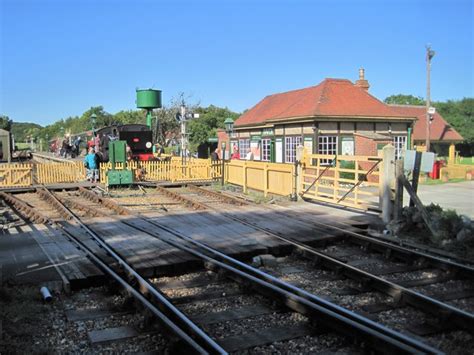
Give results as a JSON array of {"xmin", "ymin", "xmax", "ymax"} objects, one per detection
[
  {"xmin": 217, "ymin": 130, "xmax": 229, "ymax": 159},
  {"xmin": 355, "ymin": 135, "xmax": 377, "ymax": 156},
  {"xmin": 354, "ymin": 135, "xmax": 391, "ymax": 183}
]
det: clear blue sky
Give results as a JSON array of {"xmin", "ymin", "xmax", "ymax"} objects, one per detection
[{"xmin": 1, "ymin": 0, "xmax": 472, "ymax": 126}]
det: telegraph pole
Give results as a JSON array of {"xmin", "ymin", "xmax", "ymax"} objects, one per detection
[{"xmin": 425, "ymin": 45, "xmax": 435, "ymax": 152}]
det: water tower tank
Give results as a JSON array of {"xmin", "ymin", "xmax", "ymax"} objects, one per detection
[{"xmin": 136, "ymin": 89, "xmax": 162, "ymax": 109}]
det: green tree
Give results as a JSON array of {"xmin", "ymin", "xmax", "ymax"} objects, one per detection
[
  {"xmin": 435, "ymin": 98, "xmax": 474, "ymax": 144},
  {"xmin": 0, "ymin": 115, "xmax": 13, "ymax": 131},
  {"xmin": 384, "ymin": 94, "xmax": 425, "ymax": 106},
  {"xmin": 187, "ymin": 105, "xmax": 240, "ymax": 152}
]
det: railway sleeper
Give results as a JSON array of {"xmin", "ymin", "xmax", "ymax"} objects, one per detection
[{"xmin": 78, "ymin": 187, "xmax": 131, "ymax": 215}]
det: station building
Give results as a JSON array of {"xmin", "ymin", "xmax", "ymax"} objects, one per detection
[
  {"xmin": 219, "ymin": 70, "xmax": 418, "ymax": 163},
  {"xmin": 388, "ymin": 104, "xmax": 463, "ymax": 155}
]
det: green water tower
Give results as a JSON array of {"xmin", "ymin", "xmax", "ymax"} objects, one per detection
[{"xmin": 136, "ymin": 89, "xmax": 162, "ymax": 128}]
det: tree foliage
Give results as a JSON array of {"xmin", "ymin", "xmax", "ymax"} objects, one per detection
[
  {"xmin": 0, "ymin": 115, "xmax": 13, "ymax": 131},
  {"xmin": 6, "ymin": 98, "xmax": 241, "ymax": 155},
  {"xmin": 384, "ymin": 94, "xmax": 425, "ymax": 106},
  {"xmin": 11, "ymin": 122, "xmax": 42, "ymax": 141},
  {"xmin": 188, "ymin": 105, "xmax": 240, "ymax": 152}
]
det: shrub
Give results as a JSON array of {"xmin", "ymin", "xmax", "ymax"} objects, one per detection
[{"xmin": 339, "ymin": 160, "xmax": 355, "ymax": 181}]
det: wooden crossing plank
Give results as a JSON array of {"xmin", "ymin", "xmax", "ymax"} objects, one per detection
[
  {"xmin": 88, "ymin": 326, "xmax": 140, "ymax": 345},
  {"xmin": 217, "ymin": 324, "xmax": 315, "ymax": 352}
]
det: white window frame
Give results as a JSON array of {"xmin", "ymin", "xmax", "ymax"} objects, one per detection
[
  {"xmin": 318, "ymin": 135, "xmax": 338, "ymax": 165},
  {"xmin": 285, "ymin": 136, "xmax": 303, "ymax": 163},
  {"xmin": 238, "ymin": 139, "xmax": 250, "ymax": 159},
  {"xmin": 262, "ymin": 138, "xmax": 271, "ymax": 161},
  {"xmin": 393, "ymin": 136, "xmax": 407, "ymax": 160}
]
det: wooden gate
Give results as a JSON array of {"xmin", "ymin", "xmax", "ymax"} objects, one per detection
[
  {"xmin": 0, "ymin": 164, "xmax": 33, "ymax": 187},
  {"xmin": 300, "ymin": 153, "xmax": 382, "ymax": 211}
]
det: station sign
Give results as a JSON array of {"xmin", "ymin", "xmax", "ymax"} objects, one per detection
[{"xmin": 404, "ymin": 150, "xmax": 436, "ymax": 172}]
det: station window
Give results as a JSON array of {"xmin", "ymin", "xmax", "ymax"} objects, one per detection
[
  {"xmin": 318, "ymin": 135, "xmax": 338, "ymax": 165},
  {"xmin": 285, "ymin": 136, "xmax": 302, "ymax": 163},
  {"xmin": 262, "ymin": 138, "xmax": 271, "ymax": 161},
  {"xmin": 393, "ymin": 136, "xmax": 407, "ymax": 160},
  {"xmin": 239, "ymin": 139, "xmax": 250, "ymax": 158}
]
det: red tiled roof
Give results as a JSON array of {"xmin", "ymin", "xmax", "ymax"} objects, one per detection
[
  {"xmin": 389, "ymin": 105, "xmax": 464, "ymax": 142},
  {"xmin": 235, "ymin": 78, "xmax": 415, "ymax": 127}
]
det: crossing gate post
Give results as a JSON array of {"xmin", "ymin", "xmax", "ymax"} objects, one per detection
[{"xmin": 380, "ymin": 145, "xmax": 396, "ymax": 223}]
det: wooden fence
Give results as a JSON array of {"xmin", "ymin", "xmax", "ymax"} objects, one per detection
[
  {"xmin": 0, "ymin": 163, "xmax": 33, "ymax": 187},
  {"xmin": 440, "ymin": 164, "xmax": 474, "ymax": 180},
  {"xmin": 99, "ymin": 160, "xmax": 221, "ymax": 184},
  {"xmin": 0, "ymin": 159, "xmax": 221, "ymax": 187},
  {"xmin": 225, "ymin": 160, "xmax": 295, "ymax": 196},
  {"xmin": 36, "ymin": 162, "xmax": 86, "ymax": 184},
  {"xmin": 300, "ymin": 153, "xmax": 381, "ymax": 210}
]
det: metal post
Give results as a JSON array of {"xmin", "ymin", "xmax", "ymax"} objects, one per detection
[
  {"xmin": 409, "ymin": 151, "xmax": 422, "ymax": 207},
  {"xmin": 425, "ymin": 46, "xmax": 435, "ymax": 152},
  {"xmin": 221, "ymin": 142, "xmax": 226, "ymax": 186},
  {"xmin": 290, "ymin": 159, "xmax": 299, "ymax": 201},
  {"xmin": 180, "ymin": 105, "xmax": 187, "ymax": 166}
]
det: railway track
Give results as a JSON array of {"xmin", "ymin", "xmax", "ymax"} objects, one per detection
[
  {"xmin": 1, "ymin": 187, "xmax": 442, "ymax": 354},
  {"xmin": 138, "ymin": 185, "xmax": 474, "ymax": 348}
]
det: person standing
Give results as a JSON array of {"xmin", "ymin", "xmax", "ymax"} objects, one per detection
[
  {"xmin": 211, "ymin": 148, "xmax": 219, "ymax": 162},
  {"xmin": 84, "ymin": 147, "xmax": 100, "ymax": 183},
  {"xmin": 231, "ymin": 145, "xmax": 240, "ymax": 160}
]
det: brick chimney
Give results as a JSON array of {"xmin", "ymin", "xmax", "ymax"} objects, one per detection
[{"xmin": 355, "ymin": 68, "xmax": 370, "ymax": 91}]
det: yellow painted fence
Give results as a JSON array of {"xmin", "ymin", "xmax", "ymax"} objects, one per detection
[
  {"xmin": 0, "ymin": 163, "xmax": 33, "ymax": 187},
  {"xmin": 99, "ymin": 160, "xmax": 221, "ymax": 184},
  {"xmin": 0, "ymin": 159, "xmax": 221, "ymax": 187},
  {"xmin": 225, "ymin": 160, "xmax": 295, "ymax": 196},
  {"xmin": 300, "ymin": 153, "xmax": 381, "ymax": 210}
]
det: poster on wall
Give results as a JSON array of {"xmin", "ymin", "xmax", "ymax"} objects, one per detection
[
  {"xmin": 341, "ymin": 137, "xmax": 354, "ymax": 155},
  {"xmin": 304, "ymin": 137, "xmax": 313, "ymax": 154},
  {"xmin": 275, "ymin": 138, "xmax": 283, "ymax": 163},
  {"xmin": 250, "ymin": 140, "xmax": 261, "ymax": 160}
]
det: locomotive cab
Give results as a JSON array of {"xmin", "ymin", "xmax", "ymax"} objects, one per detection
[{"xmin": 96, "ymin": 124, "xmax": 155, "ymax": 162}]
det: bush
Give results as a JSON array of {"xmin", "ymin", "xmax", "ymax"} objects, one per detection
[{"xmin": 339, "ymin": 160, "xmax": 355, "ymax": 181}]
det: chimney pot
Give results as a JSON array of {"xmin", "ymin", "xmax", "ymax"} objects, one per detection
[{"xmin": 356, "ymin": 68, "xmax": 370, "ymax": 91}]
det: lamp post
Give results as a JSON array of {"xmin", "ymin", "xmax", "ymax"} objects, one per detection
[
  {"xmin": 425, "ymin": 45, "xmax": 435, "ymax": 152},
  {"xmin": 222, "ymin": 118, "xmax": 234, "ymax": 186},
  {"xmin": 90, "ymin": 113, "xmax": 97, "ymax": 134},
  {"xmin": 224, "ymin": 117, "xmax": 234, "ymax": 158},
  {"xmin": 221, "ymin": 141, "xmax": 226, "ymax": 186}
]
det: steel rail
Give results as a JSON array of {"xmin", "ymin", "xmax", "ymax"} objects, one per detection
[
  {"xmin": 0, "ymin": 191, "xmax": 50, "ymax": 224},
  {"xmin": 266, "ymin": 204, "xmax": 474, "ymax": 278},
  {"xmin": 156, "ymin": 186, "xmax": 208, "ymax": 210},
  {"xmin": 59, "ymin": 187, "xmax": 440, "ymax": 353},
  {"xmin": 212, "ymin": 208, "xmax": 474, "ymax": 334},
  {"xmin": 187, "ymin": 184, "xmax": 248, "ymax": 206},
  {"xmin": 163, "ymin": 187, "xmax": 473, "ymax": 333},
  {"xmin": 120, "ymin": 216, "xmax": 441, "ymax": 354},
  {"xmin": 35, "ymin": 187, "xmax": 227, "ymax": 354}
]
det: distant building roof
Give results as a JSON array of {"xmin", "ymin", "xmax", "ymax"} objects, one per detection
[
  {"xmin": 235, "ymin": 78, "xmax": 416, "ymax": 127},
  {"xmin": 389, "ymin": 104, "xmax": 464, "ymax": 142}
]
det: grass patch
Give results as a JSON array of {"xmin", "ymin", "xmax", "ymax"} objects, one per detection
[{"xmin": 14, "ymin": 142, "xmax": 31, "ymax": 150}]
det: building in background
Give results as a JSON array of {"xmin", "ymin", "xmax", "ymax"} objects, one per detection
[
  {"xmin": 219, "ymin": 69, "xmax": 417, "ymax": 163},
  {"xmin": 388, "ymin": 104, "xmax": 463, "ymax": 156}
]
